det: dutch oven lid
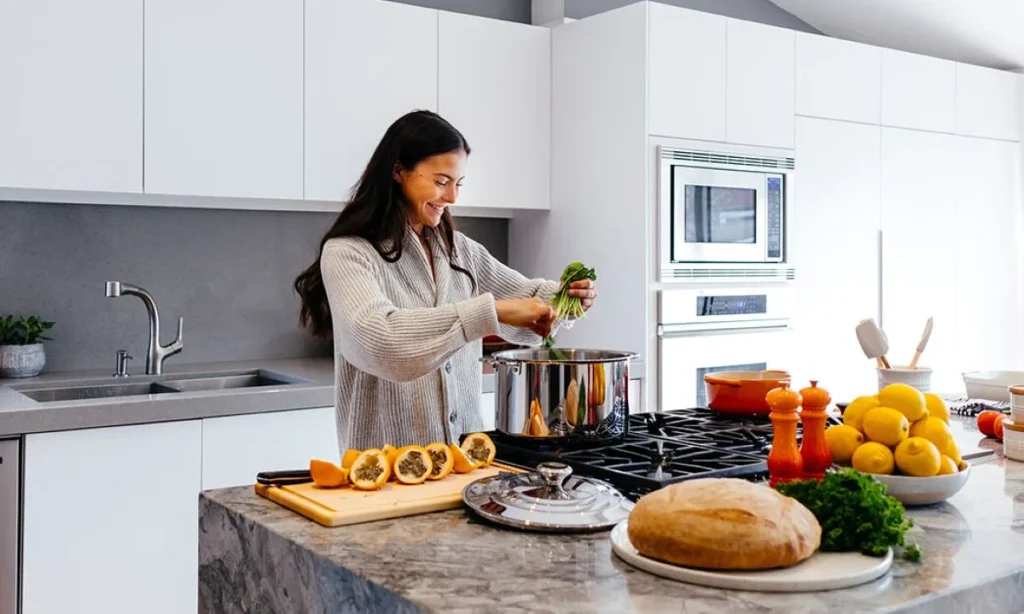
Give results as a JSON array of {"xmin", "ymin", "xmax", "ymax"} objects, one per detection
[{"xmin": 462, "ymin": 462, "xmax": 633, "ymax": 532}]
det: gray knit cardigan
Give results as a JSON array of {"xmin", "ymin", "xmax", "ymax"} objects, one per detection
[{"xmin": 320, "ymin": 226, "xmax": 560, "ymax": 451}]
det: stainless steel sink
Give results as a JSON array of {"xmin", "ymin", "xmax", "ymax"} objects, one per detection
[
  {"xmin": 19, "ymin": 381, "xmax": 180, "ymax": 403},
  {"xmin": 14, "ymin": 369, "xmax": 310, "ymax": 403},
  {"xmin": 160, "ymin": 371, "xmax": 303, "ymax": 392}
]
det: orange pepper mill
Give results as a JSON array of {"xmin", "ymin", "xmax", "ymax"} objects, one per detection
[
  {"xmin": 766, "ymin": 382, "xmax": 803, "ymax": 488},
  {"xmin": 799, "ymin": 380, "xmax": 833, "ymax": 481}
]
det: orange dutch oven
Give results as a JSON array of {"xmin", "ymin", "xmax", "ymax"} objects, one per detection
[{"xmin": 703, "ymin": 370, "xmax": 791, "ymax": 415}]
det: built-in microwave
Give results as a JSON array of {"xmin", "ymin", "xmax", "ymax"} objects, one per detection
[{"xmin": 658, "ymin": 142, "xmax": 795, "ymax": 282}]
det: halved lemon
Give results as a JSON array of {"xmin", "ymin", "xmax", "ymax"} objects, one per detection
[
  {"xmin": 349, "ymin": 448, "xmax": 390, "ymax": 490},
  {"xmin": 460, "ymin": 432, "xmax": 496, "ymax": 467},
  {"xmin": 341, "ymin": 449, "xmax": 362, "ymax": 470},
  {"xmin": 425, "ymin": 442, "xmax": 454, "ymax": 480},
  {"xmin": 393, "ymin": 446, "xmax": 434, "ymax": 485},
  {"xmin": 309, "ymin": 459, "xmax": 348, "ymax": 488},
  {"xmin": 449, "ymin": 443, "xmax": 478, "ymax": 474},
  {"xmin": 382, "ymin": 444, "xmax": 398, "ymax": 466}
]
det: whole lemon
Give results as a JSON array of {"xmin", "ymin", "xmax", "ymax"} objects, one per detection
[
  {"xmin": 879, "ymin": 383, "xmax": 928, "ymax": 422},
  {"xmin": 843, "ymin": 395, "xmax": 881, "ymax": 432},
  {"xmin": 862, "ymin": 407, "xmax": 910, "ymax": 447},
  {"xmin": 924, "ymin": 393, "xmax": 951, "ymax": 424},
  {"xmin": 851, "ymin": 441, "xmax": 895, "ymax": 475},
  {"xmin": 945, "ymin": 439, "xmax": 963, "ymax": 465},
  {"xmin": 894, "ymin": 437, "xmax": 941, "ymax": 477},
  {"xmin": 909, "ymin": 416, "xmax": 953, "ymax": 452},
  {"xmin": 825, "ymin": 425, "xmax": 864, "ymax": 465},
  {"xmin": 937, "ymin": 455, "xmax": 958, "ymax": 475}
]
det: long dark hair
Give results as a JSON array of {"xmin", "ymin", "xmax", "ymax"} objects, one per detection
[{"xmin": 294, "ymin": 109, "xmax": 474, "ymax": 338}]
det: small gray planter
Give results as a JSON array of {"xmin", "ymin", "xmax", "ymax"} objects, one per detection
[{"xmin": 0, "ymin": 343, "xmax": 46, "ymax": 378}]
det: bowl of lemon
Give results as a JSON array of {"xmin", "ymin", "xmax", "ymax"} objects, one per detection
[{"xmin": 826, "ymin": 384, "xmax": 970, "ymax": 506}]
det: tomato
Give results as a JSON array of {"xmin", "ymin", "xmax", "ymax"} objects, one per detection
[
  {"xmin": 977, "ymin": 410, "xmax": 1004, "ymax": 437},
  {"xmin": 993, "ymin": 414, "xmax": 1008, "ymax": 441}
]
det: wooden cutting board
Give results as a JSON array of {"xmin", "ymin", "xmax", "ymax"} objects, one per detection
[{"xmin": 254, "ymin": 462, "xmax": 522, "ymax": 528}]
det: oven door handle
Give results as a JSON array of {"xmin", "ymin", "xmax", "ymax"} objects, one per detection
[{"xmin": 658, "ymin": 322, "xmax": 790, "ymax": 338}]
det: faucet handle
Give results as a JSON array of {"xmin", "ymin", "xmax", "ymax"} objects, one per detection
[{"xmin": 114, "ymin": 349, "xmax": 133, "ymax": 377}]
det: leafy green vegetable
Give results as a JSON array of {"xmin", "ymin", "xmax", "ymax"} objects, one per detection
[
  {"xmin": 902, "ymin": 543, "xmax": 922, "ymax": 562},
  {"xmin": 543, "ymin": 262, "xmax": 596, "ymax": 358},
  {"xmin": 775, "ymin": 467, "xmax": 914, "ymax": 557}
]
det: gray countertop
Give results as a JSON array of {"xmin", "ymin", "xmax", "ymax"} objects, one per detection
[{"xmin": 197, "ymin": 417, "xmax": 1024, "ymax": 614}]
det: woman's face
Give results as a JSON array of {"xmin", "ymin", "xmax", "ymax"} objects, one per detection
[{"xmin": 396, "ymin": 150, "xmax": 467, "ymax": 232}]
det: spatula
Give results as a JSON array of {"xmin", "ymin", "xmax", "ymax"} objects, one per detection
[
  {"xmin": 908, "ymin": 317, "xmax": 934, "ymax": 369},
  {"xmin": 855, "ymin": 318, "xmax": 891, "ymax": 369}
]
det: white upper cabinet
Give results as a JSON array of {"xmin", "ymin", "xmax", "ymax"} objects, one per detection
[
  {"xmin": 438, "ymin": 13, "xmax": 550, "ymax": 210},
  {"xmin": 955, "ymin": 64, "xmax": 1019, "ymax": 141},
  {"xmin": 0, "ymin": 0, "xmax": 142, "ymax": 192},
  {"xmin": 726, "ymin": 19, "xmax": 795, "ymax": 149},
  {"xmin": 305, "ymin": 0, "xmax": 438, "ymax": 202},
  {"xmin": 881, "ymin": 49, "xmax": 956, "ymax": 133},
  {"xmin": 795, "ymin": 33, "xmax": 881, "ymax": 125},
  {"xmin": 648, "ymin": 4, "xmax": 727, "ymax": 142},
  {"xmin": 144, "ymin": 0, "xmax": 303, "ymax": 200}
]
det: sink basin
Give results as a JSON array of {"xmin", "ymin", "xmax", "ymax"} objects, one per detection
[
  {"xmin": 160, "ymin": 371, "xmax": 304, "ymax": 392},
  {"xmin": 19, "ymin": 382, "xmax": 180, "ymax": 403},
  {"xmin": 14, "ymin": 369, "xmax": 310, "ymax": 403}
]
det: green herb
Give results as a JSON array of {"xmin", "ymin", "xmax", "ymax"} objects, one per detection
[
  {"xmin": 902, "ymin": 543, "xmax": 922, "ymax": 562},
  {"xmin": 576, "ymin": 378, "xmax": 587, "ymax": 432},
  {"xmin": 775, "ymin": 467, "xmax": 914, "ymax": 557},
  {"xmin": 0, "ymin": 315, "xmax": 55, "ymax": 346},
  {"xmin": 543, "ymin": 262, "xmax": 597, "ymax": 355}
]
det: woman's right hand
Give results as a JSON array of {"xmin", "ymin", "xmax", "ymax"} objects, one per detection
[{"xmin": 495, "ymin": 298, "xmax": 556, "ymax": 338}]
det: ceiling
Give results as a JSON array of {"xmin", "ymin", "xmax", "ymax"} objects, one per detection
[{"xmin": 768, "ymin": 0, "xmax": 1024, "ymax": 71}]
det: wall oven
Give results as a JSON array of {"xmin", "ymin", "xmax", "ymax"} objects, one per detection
[
  {"xmin": 657, "ymin": 286, "xmax": 795, "ymax": 410},
  {"xmin": 658, "ymin": 142, "xmax": 795, "ymax": 282}
]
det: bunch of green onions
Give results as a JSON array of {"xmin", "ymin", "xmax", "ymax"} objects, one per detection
[{"xmin": 543, "ymin": 262, "xmax": 596, "ymax": 358}]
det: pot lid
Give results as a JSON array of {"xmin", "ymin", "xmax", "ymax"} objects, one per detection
[{"xmin": 462, "ymin": 462, "xmax": 633, "ymax": 532}]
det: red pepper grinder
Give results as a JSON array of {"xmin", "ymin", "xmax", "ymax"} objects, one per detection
[
  {"xmin": 766, "ymin": 382, "xmax": 803, "ymax": 489},
  {"xmin": 799, "ymin": 380, "xmax": 833, "ymax": 481}
]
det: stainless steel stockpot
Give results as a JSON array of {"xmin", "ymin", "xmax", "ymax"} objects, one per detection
[{"xmin": 482, "ymin": 348, "xmax": 637, "ymax": 444}]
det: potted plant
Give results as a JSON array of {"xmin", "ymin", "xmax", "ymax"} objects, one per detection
[{"xmin": 0, "ymin": 315, "xmax": 55, "ymax": 378}]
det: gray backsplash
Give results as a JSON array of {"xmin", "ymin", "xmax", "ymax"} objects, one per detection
[{"xmin": 0, "ymin": 201, "xmax": 507, "ymax": 373}]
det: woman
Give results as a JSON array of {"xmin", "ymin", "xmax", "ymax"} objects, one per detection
[{"xmin": 294, "ymin": 110, "xmax": 597, "ymax": 451}]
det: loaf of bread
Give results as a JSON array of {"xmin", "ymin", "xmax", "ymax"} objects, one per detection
[{"xmin": 626, "ymin": 478, "xmax": 821, "ymax": 570}]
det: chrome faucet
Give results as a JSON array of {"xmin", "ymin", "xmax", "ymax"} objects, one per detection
[{"xmin": 104, "ymin": 281, "xmax": 183, "ymax": 374}]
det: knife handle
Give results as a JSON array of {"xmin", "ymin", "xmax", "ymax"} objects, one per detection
[{"xmin": 256, "ymin": 469, "xmax": 312, "ymax": 486}]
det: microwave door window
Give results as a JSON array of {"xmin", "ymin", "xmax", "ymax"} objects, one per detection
[{"xmin": 684, "ymin": 185, "xmax": 757, "ymax": 244}]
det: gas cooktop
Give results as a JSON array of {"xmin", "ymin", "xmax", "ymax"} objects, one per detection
[{"xmin": 488, "ymin": 407, "xmax": 841, "ymax": 502}]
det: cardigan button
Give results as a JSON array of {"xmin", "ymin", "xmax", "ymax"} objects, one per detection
[
  {"xmin": 449, "ymin": 412, "xmax": 458, "ymax": 424},
  {"xmin": 444, "ymin": 361, "xmax": 453, "ymax": 373}
]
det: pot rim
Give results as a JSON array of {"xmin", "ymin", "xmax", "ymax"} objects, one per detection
[{"xmin": 482, "ymin": 348, "xmax": 638, "ymax": 365}]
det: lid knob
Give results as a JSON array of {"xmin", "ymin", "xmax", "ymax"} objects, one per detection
[{"xmin": 536, "ymin": 462, "xmax": 574, "ymax": 500}]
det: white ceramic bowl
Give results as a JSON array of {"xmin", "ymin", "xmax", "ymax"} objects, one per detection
[
  {"xmin": 871, "ymin": 462, "xmax": 971, "ymax": 506},
  {"xmin": 962, "ymin": 371, "xmax": 1024, "ymax": 402}
]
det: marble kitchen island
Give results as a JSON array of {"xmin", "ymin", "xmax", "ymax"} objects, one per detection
[{"xmin": 198, "ymin": 431, "xmax": 1024, "ymax": 614}]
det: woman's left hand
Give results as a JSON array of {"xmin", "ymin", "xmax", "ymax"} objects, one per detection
[{"xmin": 569, "ymin": 279, "xmax": 598, "ymax": 312}]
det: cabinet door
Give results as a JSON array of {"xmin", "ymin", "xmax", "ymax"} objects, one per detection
[
  {"xmin": 0, "ymin": 0, "xmax": 142, "ymax": 192},
  {"xmin": 479, "ymin": 392, "xmax": 496, "ymax": 431},
  {"xmin": 791, "ymin": 117, "xmax": 881, "ymax": 402},
  {"xmin": 439, "ymin": 13, "xmax": 550, "ymax": 210},
  {"xmin": 795, "ymin": 33, "xmax": 881, "ymax": 125},
  {"xmin": 144, "ymin": 0, "xmax": 303, "ymax": 199},
  {"xmin": 953, "ymin": 137, "xmax": 1020, "ymax": 371},
  {"xmin": 22, "ymin": 421, "xmax": 202, "ymax": 614},
  {"xmin": 881, "ymin": 49, "xmax": 955, "ymax": 133},
  {"xmin": 201, "ymin": 407, "xmax": 339, "ymax": 490},
  {"xmin": 955, "ymin": 64, "xmax": 1019, "ymax": 141},
  {"xmin": 726, "ymin": 19, "xmax": 795, "ymax": 149},
  {"xmin": 305, "ymin": 0, "xmax": 438, "ymax": 202},
  {"xmin": 648, "ymin": 4, "xmax": 727, "ymax": 142},
  {"xmin": 880, "ymin": 128, "xmax": 959, "ymax": 391}
]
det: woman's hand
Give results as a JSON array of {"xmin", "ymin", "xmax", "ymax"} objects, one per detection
[
  {"xmin": 496, "ymin": 298, "xmax": 557, "ymax": 338},
  {"xmin": 568, "ymin": 279, "xmax": 598, "ymax": 312}
]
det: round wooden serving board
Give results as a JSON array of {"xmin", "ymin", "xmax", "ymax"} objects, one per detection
[{"xmin": 610, "ymin": 520, "xmax": 893, "ymax": 592}]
